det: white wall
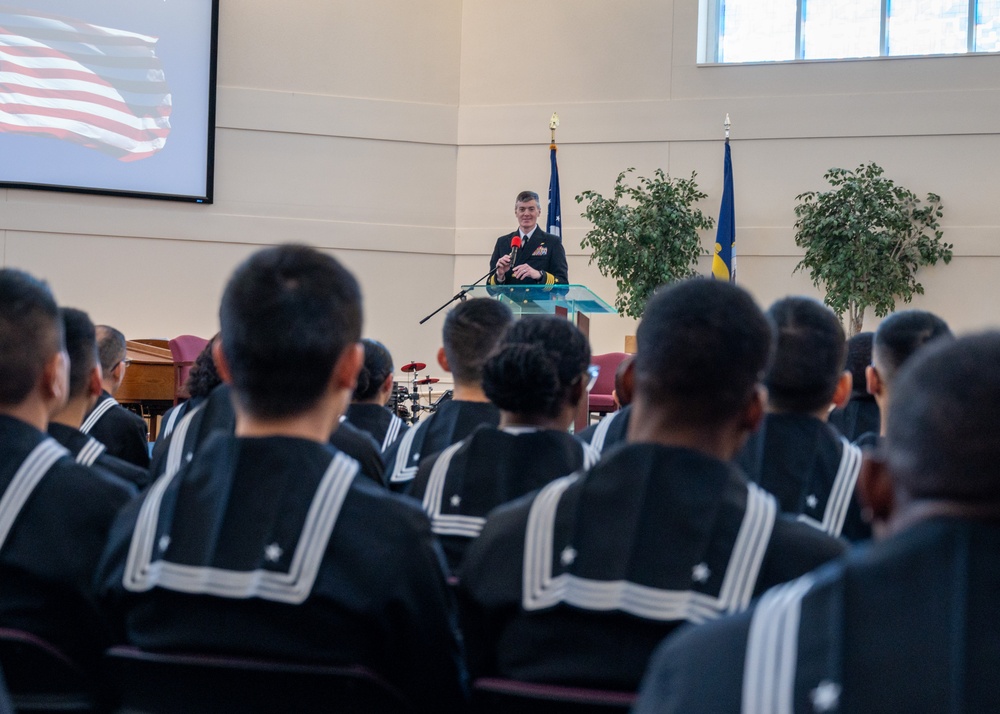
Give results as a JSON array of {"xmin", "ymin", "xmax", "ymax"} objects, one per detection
[{"xmin": 2, "ymin": 0, "xmax": 998, "ymax": 378}]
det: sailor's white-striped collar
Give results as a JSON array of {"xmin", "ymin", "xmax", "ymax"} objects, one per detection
[
  {"xmin": 0, "ymin": 438, "xmax": 69, "ymax": 550},
  {"xmin": 797, "ymin": 438, "xmax": 862, "ymax": 537},
  {"xmin": 80, "ymin": 396, "xmax": 117, "ymax": 434},
  {"xmin": 388, "ymin": 418, "xmax": 429, "ymax": 483},
  {"xmin": 521, "ymin": 475, "xmax": 778, "ymax": 622},
  {"xmin": 422, "ymin": 433, "xmax": 600, "ymax": 540},
  {"xmin": 75, "ymin": 436, "xmax": 107, "ymax": 466},
  {"xmin": 122, "ymin": 442, "xmax": 359, "ymax": 605},
  {"xmin": 741, "ymin": 574, "xmax": 817, "ymax": 713}
]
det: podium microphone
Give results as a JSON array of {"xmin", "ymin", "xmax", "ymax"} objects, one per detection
[{"xmin": 509, "ymin": 234, "xmax": 522, "ymax": 267}]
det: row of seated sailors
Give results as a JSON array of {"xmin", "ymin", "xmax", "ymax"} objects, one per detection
[{"xmin": 3, "ymin": 248, "xmax": 985, "ymax": 713}]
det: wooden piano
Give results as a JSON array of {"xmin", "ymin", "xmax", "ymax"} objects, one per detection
[{"xmin": 116, "ymin": 340, "xmax": 177, "ymax": 441}]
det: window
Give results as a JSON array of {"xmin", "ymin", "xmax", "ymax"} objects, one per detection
[{"xmin": 704, "ymin": 0, "xmax": 1000, "ymax": 62}]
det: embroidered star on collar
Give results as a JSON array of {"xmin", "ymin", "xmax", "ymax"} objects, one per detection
[
  {"xmin": 810, "ymin": 680, "xmax": 841, "ymax": 712},
  {"xmin": 264, "ymin": 543, "xmax": 284, "ymax": 563}
]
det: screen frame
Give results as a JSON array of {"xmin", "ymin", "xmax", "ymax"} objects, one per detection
[{"xmin": 0, "ymin": 0, "xmax": 219, "ymax": 204}]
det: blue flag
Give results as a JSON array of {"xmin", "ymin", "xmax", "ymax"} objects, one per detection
[
  {"xmin": 712, "ymin": 139, "xmax": 735, "ymax": 282},
  {"xmin": 547, "ymin": 143, "xmax": 562, "ymax": 238}
]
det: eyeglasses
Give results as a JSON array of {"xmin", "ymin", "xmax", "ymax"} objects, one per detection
[
  {"xmin": 114, "ymin": 358, "xmax": 133, "ymax": 371},
  {"xmin": 585, "ymin": 364, "xmax": 600, "ymax": 393}
]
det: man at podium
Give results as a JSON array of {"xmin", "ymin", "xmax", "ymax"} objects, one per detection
[{"xmin": 489, "ymin": 190, "xmax": 568, "ymax": 286}]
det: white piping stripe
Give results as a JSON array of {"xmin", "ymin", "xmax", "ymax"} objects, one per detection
[
  {"xmin": 75, "ymin": 437, "xmax": 106, "ymax": 466},
  {"xmin": 388, "ymin": 418, "xmax": 427, "ymax": 483},
  {"xmin": 123, "ymin": 451, "xmax": 358, "ymax": 604},
  {"xmin": 80, "ymin": 397, "xmax": 117, "ymax": 434},
  {"xmin": 380, "ymin": 414, "xmax": 404, "ymax": 453},
  {"xmin": 522, "ymin": 474, "xmax": 778, "ymax": 621},
  {"xmin": 160, "ymin": 403, "xmax": 184, "ymax": 440},
  {"xmin": 589, "ymin": 410, "xmax": 621, "ymax": 454},
  {"xmin": 797, "ymin": 439, "xmax": 862, "ymax": 537},
  {"xmin": 423, "ymin": 441, "xmax": 486, "ymax": 538},
  {"xmin": 741, "ymin": 575, "xmax": 815, "ymax": 714},
  {"xmin": 0, "ymin": 439, "xmax": 68, "ymax": 550},
  {"xmin": 162, "ymin": 404, "xmax": 204, "ymax": 480}
]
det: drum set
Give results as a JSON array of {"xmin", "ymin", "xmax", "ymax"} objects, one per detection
[{"xmin": 389, "ymin": 361, "xmax": 453, "ymax": 425}]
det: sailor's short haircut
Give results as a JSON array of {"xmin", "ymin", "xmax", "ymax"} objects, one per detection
[
  {"xmin": 0, "ymin": 268, "xmax": 62, "ymax": 406},
  {"xmin": 634, "ymin": 278, "xmax": 772, "ymax": 426},
  {"xmin": 764, "ymin": 296, "xmax": 846, "ymax": 414},
  {"xmin": 844, "ymin": 331, "xmax": 874, "ymax": 398},
  {"xmin": 95, "ymin": 325, "xmax": 127, "ymax": 375},
  {"xmin": 873, "ymin": 309, "xmax": 953, "ymax": 386},
  {"xmin": 442, "ymin": 298, "xmax": 513, "ymax": 387},
  {"xmin": 220, "ymin": 244, "xmax": 362, "ymax": 419},
  {"xmin": 61, "ymin": 308, "xmax": 98, "ymax": 399},
  {"xmin": 886, "ymin": 332, "xmax": 1000, "ymax": 501}
]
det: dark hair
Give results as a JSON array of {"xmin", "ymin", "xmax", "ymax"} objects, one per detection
[
  {"xmin": 95, "ymin": 325, "xmax": 127, "ymax": 375},
  {"xmin": 184, "ymin": 334, "xmax": 223, "ymax": 399},
  {"xmin": 873, "ymin": 310, "xmax": 952, "ymax": 386},
  {"xmin": 635, "ymin": 278, "xmax": 772, "ymax": 426},
  {"xmin": 0, "ymin": 268, "xmax": 62, "ymax": 406},
  {"xmin": 614, "ymin": 355, "xmax": 635, "ymax": 407},
  {"xmin": 844, "ymin": 332, "xmax": 873, "ymax": 398},
  {"xmin": 886, "ymin": 332, "xmax": 1000, "ymax": 502},
  {"xmin": 764, "ymin": 296, "xmax": 846, "ymax": 413},
  {"xmin": 483, "ymin": 316, "xmax": 591, "ymax": 418},
  {"xmin": 61, "ymin": 308, "xmax": 97, "ymax": 399},
  {"xmin": 442, "ymin": 298, "xmax": 513, "ymax": 386},
  {"xmin": 515, "ymin": 190, "xmax": 540, "ymax": 207},
  {"xmin": 353, "ymin": 338, "xmax": 394, "ymax": 402},
  {"xmin": 219, "ymin": 244, "xmax": 363, "ymax": 419}
]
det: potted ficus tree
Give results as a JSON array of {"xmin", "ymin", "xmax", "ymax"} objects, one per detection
[
  {"xmin": 576, "ymin": 168, "xmax": 715, "ymax": 320},
  {"xmin": 793, "ymin": 162, "xmax": 953, "ymax": 336}
]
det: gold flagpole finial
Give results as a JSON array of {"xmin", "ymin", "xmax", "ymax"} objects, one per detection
[
  {"xmin": 550, "ymin": 112, "xmax": 560, "ymax": 144},
  {"xmin": 724, "ymin": 113, "xmax": 731, "ymax": 140}
]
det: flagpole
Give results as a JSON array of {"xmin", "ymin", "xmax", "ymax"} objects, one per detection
[
  {"xmin": 725, "ymin": 114, "xmax": 734, "ymax": 282},
  {"xmin": 711, "ymin": 113, "xmax": 736, "ymax": 283},
  {"xmin": 547, "ymin": 113, "xmax": 562, "ymax": 239}
]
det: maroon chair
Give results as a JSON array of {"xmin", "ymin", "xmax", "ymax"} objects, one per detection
[
  {"xmin": 0, "ymin": 628, "xmax": 94, "ymax": 712},
  {"xmin": 167, "ymin": 335, "xmax": 209, "ymax": 404},
  {"xmin": 104, "ymin": 647, "xmax": 412, "ymax": 714},
  {"xmin": 588, "ymin": 352, "xmax": 630, "ymax": 419},
  {"xmin": 472, "ymin": 677, "xmax": 636, "ymax": 713}
]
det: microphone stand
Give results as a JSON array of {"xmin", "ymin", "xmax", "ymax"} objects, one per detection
[{"xmin": 419, "ymin": 266, "xmax": 499, "ymax": 325}]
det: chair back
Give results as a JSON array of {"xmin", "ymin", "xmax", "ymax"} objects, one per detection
[
  {"xmin": 104, "ymin": 647, "xmax": 412, "ymax": 714},
  {"xmin": 588, "ymin": 352, "xmax": 630, "ymax": 417},
  {"xmin": 0, "ymin": 628, "xmax": 94, "ymax": 712},
  {"xmin": 472, "ymin": 677, "xmax": 636, "ymax": 714},
  {"xmin": 167, "ymin": 335, "xmax": 209, "ymax": 402}
]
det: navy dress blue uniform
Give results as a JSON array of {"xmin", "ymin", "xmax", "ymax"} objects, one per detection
[
  {"xmin": 736, "ymin": 413, "xmax": 871, "ymax": 541},
  {"xmin": 344, "ymin": 403, "xmax": 408, "ymax": 454},
  {"xmin": 48, "ymin": 422, "xmax": 150, "ymax": 491},
  {"xmin": 80, "ymin": 391, "xmax": 150, "ymax": 469},
  {"xmin": 96, "ymin": 431, "xmax": 468, "ymax": 713},
  {"xmin": 150, "ymin": 385, "xmax": 385, "ymax": 486},
  {"xmin": 0, "ymin": 415, "xmax": 133, "ymax": 671},
  {"xmin": 828, "ymin": 394, "xmax": 880, "ymax": 442},
  {"xmin": 576, "ymin": 404, "xmax": 631, "ymax": 457},
  {"xmin": 408, "ymin": 426, "xmax": 600, "ymax": 573},
  {"xmin": 635, "ymin": 517, "xmax": 1000, "ymax": 713},
  {"xmin": 384, "ymin": 400, "xmax": 500, "ymax": 492},
  {"xmin": 488, "ymin": 229, "xmax": 568, "ymax": 286},
  {"xmin": 457, "ymin": 443, "xmax": 845, "ymax": 690}
]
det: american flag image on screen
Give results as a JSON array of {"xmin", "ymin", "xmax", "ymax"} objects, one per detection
[{"xmin": 0, "ymin": 8, "xmax": 171, "ymax": 161}]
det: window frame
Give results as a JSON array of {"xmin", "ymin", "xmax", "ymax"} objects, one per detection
[{"xmin": 701, "ymin": 0, "xmax": 991, "ymax": 64}]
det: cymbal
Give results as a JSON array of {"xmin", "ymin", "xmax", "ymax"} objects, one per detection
[
  {"xmin": 415, "ymin": 377, "xmax": 439, "ymax": 385},
  {"xmin": 401, "ymin": 362, "xmax": 426, "ymax": 373}
]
